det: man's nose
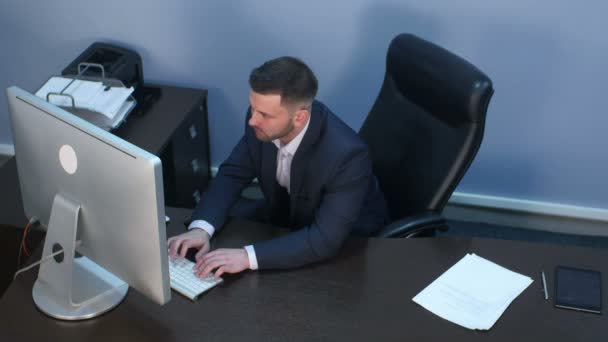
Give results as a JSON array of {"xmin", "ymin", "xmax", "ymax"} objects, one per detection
[{"xmin": 248, "ymin": 113, "xmax": 258, "ymax": 127}]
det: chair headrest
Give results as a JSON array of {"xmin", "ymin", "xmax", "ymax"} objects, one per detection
[{"xmin": 386, "ymin": 34, "xmax": 493, "ymax": 125}]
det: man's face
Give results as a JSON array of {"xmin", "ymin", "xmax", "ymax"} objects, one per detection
[{"xmin": 248, "ymin": 91, "xmax": 295, "ymax": 142}]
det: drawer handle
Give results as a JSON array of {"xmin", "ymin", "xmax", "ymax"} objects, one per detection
[
  {"xmin": 189, "ymin": 124, "xmax": 198, "ymax": 139},
  {"xmin": 191, "ymin": 159, "xmax": 201, "ymax": 173},
  {"xmin": 193, "ymin": 189, "xmax": 201, "ymax": 204}
]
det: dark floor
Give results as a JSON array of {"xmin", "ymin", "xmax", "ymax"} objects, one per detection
[{"xmin": 442, "ymin": 220, "xmax": 608, "ymax": 249}]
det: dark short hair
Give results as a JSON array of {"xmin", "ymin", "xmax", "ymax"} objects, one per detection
[{"xmin": 249, "ymin": 56, "xmax": 318, "ymax": 105}]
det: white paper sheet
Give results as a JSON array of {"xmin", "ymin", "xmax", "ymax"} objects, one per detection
[{"xmin": 412, "ymin": 253, "xmax": 533, "ymax": 330}]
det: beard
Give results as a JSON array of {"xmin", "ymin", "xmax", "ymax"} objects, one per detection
[{"xmin": 254, "ymin": 120, "xmax": 295, "ymax": 142}]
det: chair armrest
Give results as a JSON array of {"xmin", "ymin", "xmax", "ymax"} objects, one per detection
[{"xmin": 375, "ymin": 212, "xmax": 448, "ymax": 238}]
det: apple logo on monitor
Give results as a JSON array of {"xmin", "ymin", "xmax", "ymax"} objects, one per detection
[{"xmin": 59, "ymin": 144, "xmax": 78, "ymax": 174}]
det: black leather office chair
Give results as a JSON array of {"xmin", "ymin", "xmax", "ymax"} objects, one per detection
[{"xmin": 359, "ymin": 33, "xmax": 494, "ymax": 238}]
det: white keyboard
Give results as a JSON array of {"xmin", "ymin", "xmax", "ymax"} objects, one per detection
[{"xmin": 168, "ymin": 257, "xmax": 223, "ymax": 301}]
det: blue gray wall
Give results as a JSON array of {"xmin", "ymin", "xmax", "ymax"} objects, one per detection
[{"xmin": 1, "ymin": 1, "xmax": 606, "ymax": 210}]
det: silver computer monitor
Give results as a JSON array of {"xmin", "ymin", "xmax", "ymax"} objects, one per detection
[{"xmin": 7, "ymin": 86, "xmax": 171, "ymax": 320}]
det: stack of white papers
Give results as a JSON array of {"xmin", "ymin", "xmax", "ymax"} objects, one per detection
[
  {"xmin": 412, "ymin": 253, "xmax": 533, "ymax": 330},
  {"xmin": 35, "ymin": 76, "xmax": 134, "ymax": 120}
]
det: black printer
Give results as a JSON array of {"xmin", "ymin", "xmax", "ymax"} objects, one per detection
[{"xmin": 61, "ymin": 42, "xmax": 160, "ymax": 117}]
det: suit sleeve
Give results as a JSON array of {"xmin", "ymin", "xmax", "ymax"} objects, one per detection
[
  {"xmin": 191, "ymin": 134, "xmax": 256, "ymax": 230},
  {"xmin": 253, "ymin": 147, "xmax": 372, "ymax": 269}
]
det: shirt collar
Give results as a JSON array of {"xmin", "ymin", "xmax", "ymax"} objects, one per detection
[{"xmin": 272, "ymin": 116, "xmax": 310, "ymax": 156}]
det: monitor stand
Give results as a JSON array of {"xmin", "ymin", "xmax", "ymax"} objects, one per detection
[{"xmin": 32, "ymin": 194, "xmax": 128, "ymax": 320}]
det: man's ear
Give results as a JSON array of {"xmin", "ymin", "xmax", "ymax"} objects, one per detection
[{"xmin": 293, "ymin": 108, "xmax": 310, "ymax": 128}]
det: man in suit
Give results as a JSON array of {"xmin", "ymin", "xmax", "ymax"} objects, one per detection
[{"xmin": 168, "ymin": 57, "xmax": 388, "ymax": 278}]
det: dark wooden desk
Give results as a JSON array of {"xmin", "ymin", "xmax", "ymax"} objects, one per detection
[{"xmin": 0, "ymin": 207, "xmax": 606, "ymax": 341}]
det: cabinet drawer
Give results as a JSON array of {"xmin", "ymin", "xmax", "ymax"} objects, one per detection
[{"xmin": 163, "ymin": 95, "xmax": 210, "ymax": 208}]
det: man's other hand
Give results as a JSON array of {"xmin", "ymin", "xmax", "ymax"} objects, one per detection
[
  {"xmin": 167, "ymin": 229, "xmax": 211, "ymax": 259},
  {"xmin": 194, "ymin": 248, "xmax": 250, "ymax": 278}
]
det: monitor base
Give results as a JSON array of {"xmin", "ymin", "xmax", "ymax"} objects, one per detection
[
  {"xmin": 33, "ymin": 257, "xmax": 128, "ymax": 320},
  {"xmin": 32, "ymin": 194, "xmax": 128, "ymax": 321}
]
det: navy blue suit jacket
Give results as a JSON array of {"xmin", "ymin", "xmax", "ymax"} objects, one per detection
[{"xmin": 192, "ymin": 100, "xmax": 388, "ymax": 269}]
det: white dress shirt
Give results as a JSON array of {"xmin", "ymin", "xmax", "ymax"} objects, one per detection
[{"xmin": 189, "ymin": 118, "xmax": 310, "ymax": 270}]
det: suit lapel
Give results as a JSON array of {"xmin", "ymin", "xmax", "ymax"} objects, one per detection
[{"xmin": 289, "ymin": 101, "xmax": 326, "ymax": 222}]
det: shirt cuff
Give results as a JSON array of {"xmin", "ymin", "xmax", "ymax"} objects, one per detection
[
  {"xmin": 188, "ymin": 220, "xmax": 215, "ymax": 238},
  {"xmin": 244, "ymin": 245, "xmax": 259, "ymax": 270}
]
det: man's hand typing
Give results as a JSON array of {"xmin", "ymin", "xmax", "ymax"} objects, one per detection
[
  {"xmin": 194, "ymin": 248, "xmax": 250, "ymax": 278},
  {"xmin": 167, "ymin": 229, "xmax": 211, "ymax": 259}
]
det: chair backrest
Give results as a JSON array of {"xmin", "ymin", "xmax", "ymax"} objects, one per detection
[{"xmin": 359, "ymin": 34, "xmax": 494, "ymax": 221}]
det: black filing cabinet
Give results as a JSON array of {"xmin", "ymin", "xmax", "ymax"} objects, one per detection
[{"xmin": 113, "ymin": 84, "xmax": 211, "ymax": 208}]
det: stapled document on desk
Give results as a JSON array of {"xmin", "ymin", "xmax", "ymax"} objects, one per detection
[
  {"xmin": 35, "ymin": 76, "xmax": 134, "ymax": 120},
  {"xmin": 412, "ymin": 253, "xmax": 533, "ymax": 330}
]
